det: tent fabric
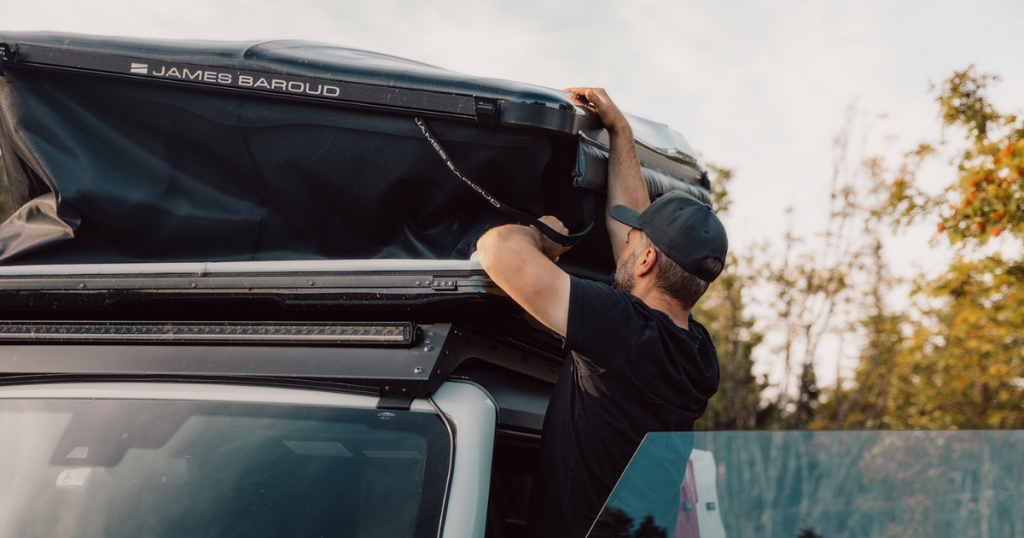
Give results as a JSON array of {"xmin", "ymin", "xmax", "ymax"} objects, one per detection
[{"xmin": 0, "ymin": 33, "xmax": 708, "ymax": 281}]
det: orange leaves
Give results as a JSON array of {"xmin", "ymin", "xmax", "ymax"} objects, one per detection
[
  {"xmin": 890, "ymin": 178, "xmax": 906, "ymax": 201},
  {"xmin": 942, "ymin": 136, "xmax": 1022, "ymax": 244},
  {"xmin": 832, "ymin": 69, "xmax": 1024, "ymax": 430}
]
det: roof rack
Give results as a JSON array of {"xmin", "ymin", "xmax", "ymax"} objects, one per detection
[
  {"xmin": 0, "ymin": 322, "xmax": 562, "ymax": 407},
  {"xmin": 0, "ymin": 260, "xmax": 565, "ymax": 410},
  {"xmin": 0, "ymin": 259, "xmax": 490, "ymax": 290}
]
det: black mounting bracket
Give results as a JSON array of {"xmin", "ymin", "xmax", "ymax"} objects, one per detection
[
  {"xmin": 474, "ymin": 96, "xmax": 500, "ymax": 126},
  {"xmin": 0, "ymin": 43, "xmax": 19, "ymax": 77},
  {"xmin": 699, "ymin": 170, "xmax": 711, "ymax": 191}
]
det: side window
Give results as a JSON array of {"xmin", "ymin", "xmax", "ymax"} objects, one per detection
[{"xmin": 587, "ymin": 433, "xmax": 724, "ymax": 538}]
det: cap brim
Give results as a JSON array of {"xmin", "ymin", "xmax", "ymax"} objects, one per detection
[{"xmin": 609, "ymin": 205, "xmax": 642, "ymax": 228}]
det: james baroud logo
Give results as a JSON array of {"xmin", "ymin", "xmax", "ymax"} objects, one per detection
[{"xmin": 131, "ymin": 61, "xmax": 344, "ymax": 98}]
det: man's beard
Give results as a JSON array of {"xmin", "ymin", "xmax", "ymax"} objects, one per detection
[{"xmin": 612, "ymin": 243, "xmax": 641, "ymax": 294}]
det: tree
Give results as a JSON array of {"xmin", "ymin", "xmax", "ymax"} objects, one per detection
[
  {"xmin": 694, "ymin": 165, "xmax": 769, "ymax": 430},
  {"xmin": 590, "ymin": 508, "xmax": 635, "ymax": 538},
  {"xmin": 697, "ymin": 110, "xmax": 898, "ymax": 431},
  {"xmin": 589, "ymin": 509, "xmax": 668, "ymax": 538},
  {"xmin": 694, "ymin": 248, "xmax": 769, "ymax": 430},
  {"xmin": 632, "ymin": 515, "xmax": 667, "ymax": 538},
  {"xmin": 889, "ymin": 66, "xmax": 1024, "ymax": 246},
  {"xmin": 763, "ymin": 105, "xmax": 895, "ymax": 430},
  {"xmin": 824, "ymin": 67, "xmax": 1024, "ymax": 429}
]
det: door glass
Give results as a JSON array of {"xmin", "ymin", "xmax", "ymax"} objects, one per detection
[{"xmin": 589, "ymin": 430, "xmax": 1024, "ymax": 538}]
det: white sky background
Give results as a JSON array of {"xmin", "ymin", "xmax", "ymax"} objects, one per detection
[{"xmin": 5, "ymin": 0, "xmax": 1024, "ymax": 390}]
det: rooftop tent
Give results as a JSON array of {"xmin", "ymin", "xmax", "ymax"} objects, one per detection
[{"xmin": 0, "ymin": 33, "xmax": 709, "ymax": 281}]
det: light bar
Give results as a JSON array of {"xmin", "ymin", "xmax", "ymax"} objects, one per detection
[{"xmin": 0, "ymin": 322, "xmax": 415, "ymax": 346}]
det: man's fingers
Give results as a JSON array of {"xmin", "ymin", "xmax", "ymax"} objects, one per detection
[
  {"xmin": 564, "ymin": 87, "xmax": 606, "ymax": 106},
  {"xmin": 533, "ymin": 216, "xmax": 572, "ymax": 261},
  {"xmin": 563, "ymin": 87, "xmax": 591, "ymax": 98},
  {"xmin": 563, "ymin": 88, "xmax": 595, "ymax": 108},
  {"xmin": 562, "ymin": 87, "xmax": 628, "ymax": 132}
]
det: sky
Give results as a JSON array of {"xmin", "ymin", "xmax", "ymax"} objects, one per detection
[{"xmin": 4, "ymin": 0, "xmax": 1024, "ymax": 388}]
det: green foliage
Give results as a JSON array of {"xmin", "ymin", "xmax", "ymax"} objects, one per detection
[
  {"xmin": 938, "ymin": 67, "xmax": 1002, "ymax": 143},
  {"xmin": 698, "ymin": 67, "xmax": 1024, "ymax": 431},
  {"xmin": 888, "ymin": 66, "xmax": 1024, "ymax": 246},
  {"xmin": 698, "ymin": 107, "xmax": 901, "ymax": 431},
  {"xmin": 894, "ymin": 255, "xmax": 1024, "ymax": 428},
  {"xmin": 694, "ymin": 165, "xmax": 769, "ymax": 430},
  {"xmin": 763, "ymin": 105, "xmax": 897, "ymax": 430},
  {"xmin": 705, "ymin": 163, "xmax": 733, "ymax": 215},
  {"xmin": 0, "ymin": 152, "xmax": 12, "ymax": 222},
  {"xmin": 881, "ymin": 142, "xmax": 942, "ymax": 230},
  {"xmin": 822, "ymin": 66, "xmax": 1024, "ymax": 430},
  {"xmin": 590, "ymin": 508, "xmax": 667, "ymax": 538},
  {"xmin": 829, "ymin": 255, "xmax": 1024, "ymax": 429},
  {"xmin": 694, "ymin": 249, "xmax": 768, "ymax": 430}
]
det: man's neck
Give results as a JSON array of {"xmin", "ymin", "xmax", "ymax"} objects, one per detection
[{"xmin": 632, "ymin": 289, "xmax": 690, "ymax": 330}]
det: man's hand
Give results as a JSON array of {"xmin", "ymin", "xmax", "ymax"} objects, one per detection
[
  {"xmin": 565, "ymin": 87, "xmax": 632, "ymax": 136},
  {"xmin": 477, "ymin": 218, "xmax": 573, "ymax": 336},
  {"xmin": 532, "ymin": 215, "xmax": 572, "ymax": 263}
]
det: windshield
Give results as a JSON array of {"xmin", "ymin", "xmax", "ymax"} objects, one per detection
[
  {"xmin": 0, "ymin": 398, "xmax": 451, "ymax": 538},
  {"xmin": 590, "ymin": 430, "xmax": 1024, "ymax": 538}
]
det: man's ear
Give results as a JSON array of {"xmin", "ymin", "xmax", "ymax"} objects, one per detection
[{"xmin": 636, "ymin": 247, "xmax": 658, "ymax": 277}]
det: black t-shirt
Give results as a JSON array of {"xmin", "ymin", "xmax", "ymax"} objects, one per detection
[{"xmin": 527, "ymin": 276, "xmax": 720, "ymax": 538}]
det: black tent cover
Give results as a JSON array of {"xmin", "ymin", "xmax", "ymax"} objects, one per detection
[{"xmin": 0, "ymin": 32, "xmax": 709, "ymax": 281}]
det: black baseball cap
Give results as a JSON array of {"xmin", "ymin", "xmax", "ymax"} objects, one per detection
[{"xmin": 609, "ymin": 191, "xmax": 728, "ymax": 282}]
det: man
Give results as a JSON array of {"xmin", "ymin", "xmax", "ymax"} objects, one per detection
[{"xmin": 476, "ymin": 87, "xmax": 727, "ymax": 538}]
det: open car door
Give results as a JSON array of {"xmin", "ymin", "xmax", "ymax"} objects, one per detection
[{"xmin": 587, "ymin": 430, "xmax": 1024, "ymax": 538}]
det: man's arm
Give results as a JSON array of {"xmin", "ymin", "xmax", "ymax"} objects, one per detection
[
  {"xmin": 476, "ymin": 218, "xmax": 572, "ymax": 336},
  {"xmin": 565, "ymin": 87, "xmax": 650, "ymax": 254}
]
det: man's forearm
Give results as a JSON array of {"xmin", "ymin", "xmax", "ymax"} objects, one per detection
[
  {"xmin": 476, "ymin": 223, "xmax": 572, "ymax": 335},
  {"xmin": 606, "ymin": 124, "xmax": 650, "ymax": 250},
  {"xmin": 478, "ymin": 224, "xmax": 545, "ymax": 262}
]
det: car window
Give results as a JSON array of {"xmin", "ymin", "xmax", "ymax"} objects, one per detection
[
  {"xmin": 0, "ymin": 398, "xmax": 451, "ymax": 538},
  {"xmin": 588, "ymin": 430, "xmax": 1024, "ymax": 538}
]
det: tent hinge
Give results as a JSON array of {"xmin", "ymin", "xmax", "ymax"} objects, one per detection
[
  {"xmin": 0, "ymin": 43, "xmax": 18, "ymax": 77},
  {"xmin": 377, "ymin": 395, "xmax": 414, "ymax": 411}
]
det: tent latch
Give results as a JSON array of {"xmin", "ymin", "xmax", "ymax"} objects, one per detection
[
  {"xmin": 0, "ymin": 43, "xmax": 18, "ymax": 77},
  {"xmin": 474, "ymin": 97, "xmax": 500, "ymax": 126}
]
